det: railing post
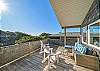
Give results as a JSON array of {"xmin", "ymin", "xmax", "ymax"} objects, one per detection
[{"xmin": 0, "ymin": 47, "xmax": 3, "ymax": 66}]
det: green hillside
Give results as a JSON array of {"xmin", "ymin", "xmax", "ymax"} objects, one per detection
[{"xmin": 0, "ymin": 30, "xmax": 50, "ymax": 47}]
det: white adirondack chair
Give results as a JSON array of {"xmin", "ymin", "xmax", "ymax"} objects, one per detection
[
  {"xmin": 43, "ymin": 46, "xmax": 53, "ymax": 59},
  {"xmin": 39, "ymin": 40, "xmax": 52, "ymax": 59},
  {"xmin": 40, "ymin": 40, "xmax": 61, "ymax": 69},
  {"xmin": 42, "ymin": 50, "xmax": 61, "ymax": 69},
  {"xmin": 39, "ymin": 40, "xmax": 45, "ymax": 54}
]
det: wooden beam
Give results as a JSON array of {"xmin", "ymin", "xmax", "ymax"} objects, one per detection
[
  {"xmin": 62, "ymin": 25, "xmax": 80, "ymax": 28},
  {"xmin": 64, "ymin": 28, "xmax": 66, "ymax": 46}
]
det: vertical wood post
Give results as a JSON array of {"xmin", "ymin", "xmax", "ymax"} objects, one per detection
[
  {"xmin": 59, "ymin": 32, "xmax": 61, "ymax": 41},
  {"xmin": 64, "ymin": 28, "xmax": 66, "ymax": 46},
  {"xmin": 87, "ymin": 25, "xmax": 90, "ymax": 44}
]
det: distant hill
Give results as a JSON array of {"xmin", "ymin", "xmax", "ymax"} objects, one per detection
[
  {"xmin": 0, "ymin": 30, "xmax": 50, "ymax": 47},
  {"xmin": 0, "ymin": 30, "xmax": 16, "ymax": 46},
  {"xmin": 0, "ymin": 30, "xmax": 34, "ymax": 46}
]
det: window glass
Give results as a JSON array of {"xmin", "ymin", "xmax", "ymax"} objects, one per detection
[
  {"xmin": 82, "ymin": 26, "xmax": 88, "ymax": 43},
  {"xmin": 89, "ymin": 23, "xmax": 100, "ymax": 47}
]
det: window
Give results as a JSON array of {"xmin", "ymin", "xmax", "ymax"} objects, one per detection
[
  {"xmin": 82, "ymin": 26, "xmax": 88, "ymax": 43},
  {"xmin": 89, "ymin": 23, "xmax": 100, "ymax": 47}
]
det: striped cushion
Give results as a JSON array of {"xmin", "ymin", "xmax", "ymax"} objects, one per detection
[{"xmin": 74, "ymin": 42, "xmax": 87, "ymax": 54}]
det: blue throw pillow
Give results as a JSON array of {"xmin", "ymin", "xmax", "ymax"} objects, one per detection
[
  {"xmin": 74, "ymin": 42, "xmax": 79, "ymax": 50},
  {"xmin": 74, "ymin": 43, "xmax": 87, "ymax": 54},
  {"xmin": 81, "ymin": 46, "xmax": 87, "ymax": 54}
]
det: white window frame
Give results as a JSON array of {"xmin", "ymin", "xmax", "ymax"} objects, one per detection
[
  {"xmin": 82, "ymin": 26, "xmax": 88, "ymax": 43},
  {"xmin": 82, "ymin": 19, "xmax": 100, "ymax": 51}
]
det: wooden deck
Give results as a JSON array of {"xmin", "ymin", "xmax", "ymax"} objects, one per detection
[{"xmin": 0, "ymin": 47, "xmax": 94, "ymax": 71}]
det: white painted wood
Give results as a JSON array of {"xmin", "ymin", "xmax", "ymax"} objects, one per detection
[
  {"xmin": 42, "ymin": 49, "xmax": 61, "ymax": 69},
  {"xmin": 88, "ymin": 25, "xmax": 90, "ymax": 44},
  {"xmin": 50, "ymin": 0, "xmax": 94, "ymax": 27},
  {"xmin": 40, "ymin": 40, "xmax": 44, "ymax": 53},
  {"xmin": 82, "ymin": 42, "xmax": 100, "ymax": 51}
]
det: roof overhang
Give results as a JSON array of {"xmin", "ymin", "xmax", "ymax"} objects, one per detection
[{"xmin": 50, "ymin": 0, "xmax": 94, "ymax": 28}]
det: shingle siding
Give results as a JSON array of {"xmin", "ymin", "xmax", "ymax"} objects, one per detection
[{"xmin": 82, "ymin": 0, "xmax": 100, "ymax": 27}]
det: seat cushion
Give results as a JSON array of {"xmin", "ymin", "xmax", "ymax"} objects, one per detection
[{"xmin": 86, "ymin": 47, "xmax": 93, "ymax": 55}]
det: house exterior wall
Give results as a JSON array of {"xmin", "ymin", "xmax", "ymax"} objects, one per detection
[
  {"xmin": 81, "ymin": 0, "xmax": 100, "ymax": 27},
  {"xmin": 81, "ymin": 0, "xmax": 100, "ymax": 49}
]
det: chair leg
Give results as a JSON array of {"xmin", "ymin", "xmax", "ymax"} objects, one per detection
[
  {"xmin": 74, "ymin": 53, "xmax": 77, "ymax": 64},
  {"xmin": 44, "ymin": 52, "xmax": 46, "ymax": 59},
  {"xmin": 56, "ymin": 55, "xmax": 60, "ymax": 64},
  {"xmin": 48, "ymin": 55, "xmax": 50, "ymax": 69}
]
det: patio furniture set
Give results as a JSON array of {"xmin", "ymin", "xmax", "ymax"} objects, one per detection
[{"xmin": 39, "ymin": 40, "xmax": 100, "ymax": 71}]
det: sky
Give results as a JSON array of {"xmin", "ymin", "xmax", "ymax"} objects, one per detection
[{"xmin": 0, "ymin": 0, "xmax": 80, "ymax": 36}]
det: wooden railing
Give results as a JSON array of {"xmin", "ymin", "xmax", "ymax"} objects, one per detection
[
  {"xmin": 48, "ymin": 38, "xmax": 77, "ymax": 46},
  {"xmin": 0, "ymin": 38, "xmax": 77, "ymax": 68},
  {"xmin": 0, "ymin": 40, "xmax": 47, "ymax": 67}
]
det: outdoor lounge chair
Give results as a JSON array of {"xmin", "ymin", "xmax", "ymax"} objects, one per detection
[
  {"xmin": 73, "ymin": 42, "xmax": 100, "ymax": 71},
  {"xmin": 42, "ymin": 50, "xmax": 61, "ymax": 69},
  {"xmin": 40, "ymin": 42, "xmax": 61, "ymax": 69},
  {"xmin": 39, "ymin": 40, "xmax": 49, "ymax": 54},
  {"xmin": 39, "ymin": 40, "xmax": 52, "ymax": 59}
]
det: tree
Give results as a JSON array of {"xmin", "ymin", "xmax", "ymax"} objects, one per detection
[{"xmin": 39, "ymin": 33, "xmax": 51, "ymax": 39}]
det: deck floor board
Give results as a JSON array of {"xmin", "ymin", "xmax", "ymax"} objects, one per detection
[{"xmin": 0, "ymin": 50, "xmax": 94, "ymax": 71}]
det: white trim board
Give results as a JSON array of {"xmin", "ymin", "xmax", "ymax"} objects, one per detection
[{"xmin": 82, "ymin": 41, "xmax": 100, "ymax": 52}]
